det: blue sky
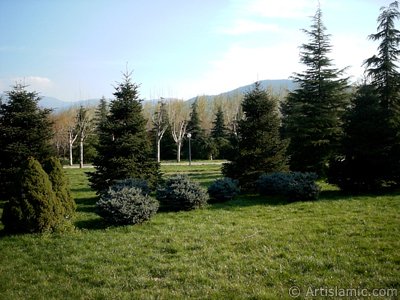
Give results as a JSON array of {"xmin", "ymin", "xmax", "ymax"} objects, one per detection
[{"xmin": 0, "ymin": 0, "xmax": 393, "ymax": 101}]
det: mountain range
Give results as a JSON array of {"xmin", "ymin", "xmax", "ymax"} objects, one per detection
[{"xmin": 1, "ymin": 79, "xmax": 296, "ymax": 111}]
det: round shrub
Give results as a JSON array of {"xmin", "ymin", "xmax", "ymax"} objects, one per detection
[
  {"xmin": 156, "ymin": 174, "xmax": 209, "ymax": 211},
  {"xmin": 111, "ymin": 178, "xmax": 151, "ymax": 196},
  {"xmin": 258, "ymin": 172, "xmax": 320, "ymax": 201},
  {"xmin": 96, "ymin": 186, "xmax": 159, "ymax": 225},
  {"xmin": 208, "ymin": 177, "xmax": 240, "ymax": 202}
]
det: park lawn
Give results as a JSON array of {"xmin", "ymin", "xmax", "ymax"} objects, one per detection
[{"xmin": 0, "ymin": 165, "xmax": 398, "ymax": 299}]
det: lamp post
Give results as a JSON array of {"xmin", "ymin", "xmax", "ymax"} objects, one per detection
[{"xmin": 187, "ymin": 132, "xmax": 192, "ymax": 166}]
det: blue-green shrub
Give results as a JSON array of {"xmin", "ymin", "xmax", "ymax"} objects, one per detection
[
  {"xmin": 156, "ymin": 174, "xmax": 208, "ymax": 211},
  {"xmin": 96, "ymin": 186, "xmax": 159, "ymax": 225},
  {"xmin": 111, "ymin": 178, "xmax": 151, "ymax": 195},
  {"xmin": 258, "ymin": 172, "xmax": 320, "ymax": 201},
  {"xmin": 208, "ymin": 177, "xmax": 240, "ymax": 202}
]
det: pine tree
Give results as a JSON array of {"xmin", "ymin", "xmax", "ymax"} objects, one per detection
[
  {"xmin": 223, "ymin": 82, "xmax": 288, "ymax": 191},
  {"xmin": 282, "ymin": 7, "xmax": 349, "ymax": 175},
  {"xmin": 88, "ymin": 72, "xmax": 160, "ymax": 194},
  {"xmin": 43, "ymin": 157, "xmax": 76, "ymax": 218},
  {"xmin": 2, "ymin": 157, "xmax": 63, "ymax": 233},
  {"xmin": 0, "ymin": 84, "xmax": 54, "ymax": 200}
]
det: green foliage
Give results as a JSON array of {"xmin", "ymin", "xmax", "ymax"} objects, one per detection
[
  {"xmin": 282, "ymin": 8, "xmax": 349, "ymax": 175},
  {"xmin": 210, "ymin": 107, "xmax": 232, "ymax": 159},
  {"xmin": 89, "ymin": 72, "xmax": 160, "ymax": 194},
  {"xmin": 0, "ymin": 84, "xmax": 54, "ymax": 200},
  {"xmin": 223, "ymin": 82, "xmax": 288, "ymax": 191},
  {"xmin": 43, "ymin": 157, "xmax": 76, "ymax": 218},
  {"xmin": 110, "ymin": 178, "xmax": 151, "ymax": 196},
  {"xmin": 208, "ymin": 177, "xmax": 240, "ymax": 202},
  {"xmin": 96, "ymin": 186, "xmax": 159, "ymax": 226},
  {"xmin": 1, "ymin": 157, "xmax": 63, "ymax": 233},
  {"xmin": 156, "ymin": 174, "xmax": 209, "ymax": 211},
  {"xmin": 258, "ymin": 172, "xmax": 320, "ymax": 201}
]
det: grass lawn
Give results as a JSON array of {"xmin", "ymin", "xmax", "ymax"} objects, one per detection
[{"xmin": 0, "ymin": 165, "xmax": 399, "ymax": 299}]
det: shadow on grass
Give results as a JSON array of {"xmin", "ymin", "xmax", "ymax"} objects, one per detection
[
  {"xmin": 74, "ymin": 217, "xmax": 109, "ymax": 230},
  {"xmin": 209, "ymin": 194, "xmax": 290, "ymax": 210}
]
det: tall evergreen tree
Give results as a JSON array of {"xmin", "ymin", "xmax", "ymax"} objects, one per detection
[
  {"xmin": 211, "ymin": 106, "xmax": 230, "ymax": 159},
  {"xmin": 185, "ymin": 100, "xmax": 209, "ymax": 159},
  {"xmin": 0, "ymin": 84, "xmax": 54, "ymax": 200},
  {"xmin": 282, "ymin": 7, "xmax": 349, "ymax": 175},
  {"xmin": 223, "ymin": 82, "xmax": 288, "ymax": 191},
  {"xmin": 365, "ymin": 0, "xmax": 400, "ymax": 179},
  {"xmin": 88, "ymin": 72, "xmax": 160, "ymax": 194},
  {"xmin": 328, "ymin": 84, "xmax": 393, "ymax": 191}
]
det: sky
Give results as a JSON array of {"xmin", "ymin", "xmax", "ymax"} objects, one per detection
[{"xmin": 0, "ymin": 0, "xmax": 394, "ymax": 102}]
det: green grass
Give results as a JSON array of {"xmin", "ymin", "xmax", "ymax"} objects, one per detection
[{"xmin": 0, "ymin": 165, "xmax": 399, "ymax": 299}]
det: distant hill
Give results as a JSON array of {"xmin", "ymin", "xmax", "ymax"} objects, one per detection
[{"xmin": 1, "ymin": 79, "xmax": 296, "ymax": 111}]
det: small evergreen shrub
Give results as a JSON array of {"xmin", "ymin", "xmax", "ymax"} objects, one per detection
[
  {"xmin": 111, "ymin": 178, "xmax": 151, "ymax": 196},
  {"xmin": 96, "ymin": 186, "xmax": 159, "ymax": 225},
  {"xmin": 208, "ymin": 177, "xmax": 240, "ymax": 202},
  {"xmin": 43, "ymin": 157, "xmax": 76, "ymax": 219},
  {"xmin": 258, "ymin": 172, "xmax": 320, "ymax": 201},
  {"xmin": 1, "ymin": 157, "xmax": 64, "ymax": 233},
  {"xmin": 156, "ymin": 174, "xmax": 209, "ymax": 211}
]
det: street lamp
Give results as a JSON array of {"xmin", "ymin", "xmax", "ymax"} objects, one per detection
[{"xmin": 187, "ymin": 132, "xmax": 192, "ymax": 166}]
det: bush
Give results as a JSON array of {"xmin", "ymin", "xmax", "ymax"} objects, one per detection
[
  {"xmin": 43, "ymin": 157, "xmax": 76, "ymax": 219},
  {"xmin": 156, "ymin": 175, "xmax": 209, "ymax": 211},
  {"xmin": 258, "ymin": 172, "xmax": 320, "ymax": 201},
  {"xmin": 111, "ymin": 178, "xmax": 151, "ymax": 196},
  {"xmin": 96, "ymin": 186, "xmax": 159, "ymax": 226},
  {"xmin": 1, "ymin": 157, "xmax": 64, "ymax": 233},
  {"xmin": 208, "ymin": 177, "xmax": 240, "ymax": 202}
]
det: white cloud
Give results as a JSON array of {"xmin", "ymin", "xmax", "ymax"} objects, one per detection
[{"xmin": 11, "ymin": 76, "xmax": 53, "ymax": 89}]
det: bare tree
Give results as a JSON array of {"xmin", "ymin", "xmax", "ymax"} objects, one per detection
[
  {"xmin": 75, "ymin": 106, "xmax": 93, "ymax": 168},
  {"xmin": 168, "ymin": 100, "xmax": 189, "ymax": 162},
  {"xmin": 152, "ymin": 99, "xmax": 169, "ymax": 163}
]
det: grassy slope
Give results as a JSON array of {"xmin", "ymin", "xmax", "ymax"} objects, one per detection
[{"xmin": 0, "ymin": 166, "xmax": 399, "ymax": 299}]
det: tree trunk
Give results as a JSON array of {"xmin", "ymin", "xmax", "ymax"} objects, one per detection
[
  {"xmin": 157, "ymin": 139, "xmax": 161, "ymax": 163},
  {"xmin": 79, "ymin": 137, "xmax": 84, "ymax": 168},
  {"xmin": 69, "ymin": 141, "xmax": 73, "ymax": 166},
  {"xmin": 177, "ymin": 141, "xmax": 181, "ymax": 162}
]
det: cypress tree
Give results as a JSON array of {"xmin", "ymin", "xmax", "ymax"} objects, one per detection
[
  {"xmin": 0, "ymin": 84, "xmax": 54, "ymax": 200},
  {"xmin": 88, "ymin": 72, "xmax": 160, "ymax": 194},
  {"xmin": 2, "ymin": 157, "xmax": 63, "ymax": 233},
  {"xmin": 223, "ymin": 82, "xmax": 288, "ymax": 191},
  {"xmin": 43, "ymin": 157, "xmax": 76, "ymax": 218},
  {"xmin": 282, "ymin": 7, "xmax": 349, "ymax": 175}
]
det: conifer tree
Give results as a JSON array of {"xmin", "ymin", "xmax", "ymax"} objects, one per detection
[
  {"xmin": 0, "ymin": 84, "xmax": 54, "ymax": 200},
  {"xmin": 223, "ymin": 82, "xmax": 288, "ymax": 191},
  {"xmin": 43, "ymin": 157, "xmax": 76, "ymax": 218},
  {"xmin": 211, "ymin": 106, "xmax": 230, "ymax": 159},
  {"xmin": 185, "ymin": 99, "xmax": 209, "ymax": 159},
  {"xmin": 282, "ymin": 7, "xmax": 349, "ymax": 175},
  {"xmin": 88, "ymin": 72, "xmax": 160, "ymax": 194},
  {"xmin": 2, "ymin": 157, "xmax": 63, "ymax": 233}
]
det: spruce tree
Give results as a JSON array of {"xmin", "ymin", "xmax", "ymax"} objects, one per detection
[
  {"xmin": 185, "ymin": 100, "xmax": 209, "ymax": 159},
  {"xmin": 88, "ymin": 72, "xmax": 160, "ymax": 194},
  {"xmin": 282, "ymin": 7, "xmax": 349, "ymax": 175},
  {"xmin": 2, "ymin": 157, "xmax": 63, "ymax": 233},
  {"xmin": 211, "ymin": 106, "xmax": 230, "ymax": 159},
  {"xmin": 223, "ymin": 82, "xmax": 288, "ymax": 191},
  {"xmin": 0, "ymin": 84, "xmax": 54, "ymax": 200}
]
